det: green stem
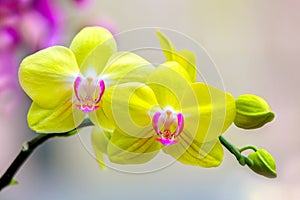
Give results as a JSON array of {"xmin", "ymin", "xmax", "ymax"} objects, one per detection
[
  {"xmin": 219, "ymin": 135, "xmax": 253, "ymax": 167},
  {"xmin": 0, "ymin": 118, "xmax": 93, "ymax": 191},
  {"xmin": 239, "ymin": 145, "xmax": 258, "ymax": 153}
]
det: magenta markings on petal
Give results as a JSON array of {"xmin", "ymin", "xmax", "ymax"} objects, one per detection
[
  {"xmin": 152, "ymin": 107, "xmax": 184, "ymax": 146},
  {"xmin": 155, "ymin": 137, "xmax": 178, "ymax": 146},
  {"xmin": 73, "ymin": 75, "xmax": 105, "ymax": 113}
]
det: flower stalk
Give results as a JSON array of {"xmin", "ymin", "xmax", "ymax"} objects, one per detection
[
  {"xmin": 219, "ymin": 135, "xmax": 254, "ymax": 166},
  {"xmin": 219, "ymin": 136, "xmax": 277, "ymax": 178}
]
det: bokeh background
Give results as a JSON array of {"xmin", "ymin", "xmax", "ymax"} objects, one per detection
[{"xmin": 1, "ymin": 0, "xmax": 299, "ymax": 199}]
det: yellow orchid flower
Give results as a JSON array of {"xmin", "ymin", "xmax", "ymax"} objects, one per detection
[
  {"xmin": 93, "ymin": 61, "xmax": 236, "ymax": 167},
  {"xmin": 19, "ymin": 26, "xmax": 154, "ymax": 133}
]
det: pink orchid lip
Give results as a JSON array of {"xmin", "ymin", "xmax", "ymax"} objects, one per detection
[
  {"xmin": 75, "ymin": 104, "xmax": 100, "ymax": 113},
  {"xmin": 73, "ymin": 76, "xmax": 105, "ymax": 113},
  {"xmin": 152, "ymin": 109, "xmax": 184, "ymax": 146},
  {"xmin": 155, "ymin": 137, "xmax": 178, "ymax": 146}
]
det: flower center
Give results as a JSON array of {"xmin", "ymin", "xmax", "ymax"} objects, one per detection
[
  {"xmin": 152, "ymin": 107, "xmax": 184, "ymax": 146},
  {"xmin": 73, "ymin": 75, "xmax": 105, "ymax": 113}
]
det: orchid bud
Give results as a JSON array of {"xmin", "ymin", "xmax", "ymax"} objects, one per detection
[
  {"xmin": 234, "ymin": 94, "xmax": 275, "ymax": 129},
  {"xmin": 247, "ymin": 149, "xmax": 277, "ymax": 178}
]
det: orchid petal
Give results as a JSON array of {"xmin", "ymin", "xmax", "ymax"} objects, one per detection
[
  {"xmin": 156, "ymin": 30, "xmax": 177, "ymax": 61},
  {"xmin": 106, "ymin": 128, "xmax": 161, "ymax": 164},
  {"xmin": 69, "ymin": 26, "xmax": 117, "ymax": 68},
  {"xmin": 156, "ymin": 30, "xmax": 196, "ymax": 82},
  {"xmin": 102, "ymin": 52, "xmax": 154, "ymax": 86},
  {"xmin": 27, "ymin": 101, "xmax": 85, "ymax": 133},
  {"xmin": 19, "ymin": 46, "xmax": 79, "ymax": 109},
  {"xmin": 189, "ymin": 82, "xmax": 235, "ymax": 142},
  {"xmin": 162, "ymin": 82, "xmax": 234, "ymax": 163},
  {"xmin": 177, "ymin": 82, "xmax": 235, "ymax": 157},
  {"xmin": 99, "ymin": 83, "xmax": 158, "ymax": 137},
  {"xmin": 146, "ymin": 61, "xmax": 194, "ymax": 111},
  {"xmin": 91, "ymin": 126, "xmax": 112, "ymax": 169},
  {"xmin": 89, "ymin": 106, "xmax": 115, "ymax": 131},
  {"xmin": 176, "ymin": 49, "xmax": 197, "ymax": 82},
  {"xmin": 163, "ymin": 137, "xmax": 223, "ymax": 167},
  {"xmin": 78, "ymin": 37, "xmax": 117, "ymax": 75}
]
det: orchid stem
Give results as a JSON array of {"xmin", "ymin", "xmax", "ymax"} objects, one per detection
[
  {"xmin": 0, "ymin": 118, "xmax": 93, "ymax": 191},
  {"xmin": 219, "ymin": 135, "xmax": 253, "ymax": 167},
  {"xmin": 239, "ymin": 145, "xmax": 258, "ymax": 153}
]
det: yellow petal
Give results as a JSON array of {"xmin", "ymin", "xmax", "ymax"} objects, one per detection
[
  {"xmin": 100, "ymin": 83, "xmax": 158, "ymax": 137},
  {"xmin": 161, "ymin": 82, "xmax": 234, "ymax": 162},
  {"xmin": 107, "ymin": 128, "xmax": 161, "ymax": 164},
  {"xmin": 91, "ymin": 126, "xmax": 113, "ymax": 169},
  {"xmin": 156, "ymin": 30, "xmax": 196, "ymax": 82},
  {"xmin": 180, "ymin": 82, "xmax": 235, "ymax": 155},
  {"xmin": 79, "ymin": 37, "xmax": 117, "ymax": 75},
  {"xmin": 163, "ymin": 138, "xmax": 224, "ymax": 167},
  {"xmin": 146, "ymin": 61, "xmax": 193, "ymax": 111},
  {"xmin": 70, "ymin": 26, "xmax": 117, "ymax": 67},
  {"xmin": 89, "ymin": 106, "xmax": 115, "ymax": 131},
  {"xmin": 175, "ymin": 49, "xmax": 197, "ymax": 82},
  {"xmin": 156, "ymin": 30, "xmax": 177, "ymax": 61},
  {"xmin": 19, "ymin": 46, "xmax": 79, "ymax": 109},
  {"xmin": 102, "ymin": 52, "xmax": 154, "ymax": 85},
  {"xmin": 27, "ymin": 100, "xmax": 85, "ymax": 133}
]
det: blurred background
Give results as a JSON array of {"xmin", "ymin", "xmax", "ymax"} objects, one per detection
[{"xmin": 1, "ymin": 0, "xmax": 299, "ymax": 199}]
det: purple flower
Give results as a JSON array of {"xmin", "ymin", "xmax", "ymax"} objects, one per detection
[
  {"xmin": 0, "ymin": 50, "xmax": 19, "ymax": 113},
  {"xmin": 0, "ymin": 26, "xmax": 19, "ymax": 51},
  {"xmin": 0, "ymin": 0, "xmax": 63, "ymax": 51}
]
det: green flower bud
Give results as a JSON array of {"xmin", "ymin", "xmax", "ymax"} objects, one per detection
[
  {"xmin": 247, "ymin": 149, "xmax": 277, "ymax": 178},
  {"xmin": 234, "ymin": 94, "xmax": 275, "ymax": 129}
]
